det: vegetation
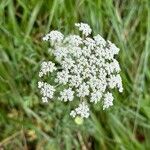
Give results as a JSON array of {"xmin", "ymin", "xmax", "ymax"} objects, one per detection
[{"xmin": 0, "ymin": 0, "xmax": 150, "ymax": 149}]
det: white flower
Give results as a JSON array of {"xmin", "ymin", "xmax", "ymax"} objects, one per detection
[
  {"xmin": 54, "ymin": 46, "xmax": 68, "ymax": 61},
  {"xmin": 59, "ymin": 88, "xmax": 74, "ymax": 102},
  {"xmin": 108, "ymin": 74, "xmax": 123, "ymax": 92},
  {"xmin": 88, "ymin": 77, "xmax": 107, "ymax": 92},
  {"xmin": 38, "ymin": 81, "xmax": 44, "ymax": 88},
  {"xmin": 76, "ymin": 56, "xmax": 89, "ymax": 67},
  {"xmin": 90, "ymin": 91, "xmax": 102, "ymax": 103},
  {"xmin": 70, "ymin": 47, "xmax": 82, "ymax": 58},
  {"xmin": 107, "ymin": 40, "xmax": 120, "ymax": 55},
  {"xmin": 40, "ymin": 82, "xmax": 55, "ymax": 99},
  {"xmin": 39, "ymin": 61, "xmax": 56, "ymax": 77},
  {"xmin": 84, "ymin": 37, "xmax": 96, "ymax": 49},
  {"xmin": 70, "ymin": 110, "xmax": 76, "ymax": 118},
  {"xmin": 43, "ymin": 30, "xmax": 64, "ymax": 43},
  {"xmin": 116, "ymin": 74, "xmax": 123, "ymax": 92},
  {"xmin": 81, "ymin": 46, "xmax": 91, "ymax": 57},
  {"xmin": 70, "ymin": 64, "xmax": 84, "ymax": 75},
  {"xmin": 39, "ymin": 22, "xmax": 123, "ymax": 119},
  {"xmin": 55, "ymin": 70, "xmax": 70, "ymax": 84},
  {"xmin": 111, "ymin": 59, "xmax": 121, "ymax": 73},
  {"xmin": 64, "ymin": 35, "xmax": 83, "ymax": 46},
  {"xmin": 75, "ymin": 102, "xmax": 90, "ymax": 118},
  {"xmin": 94, "ymin": 34, "xmax": 106, "ymax": 47},
  {"xmin": 75, "ymin": 23, "xmax": 92, "ymax": 36},
  {"xmin": 77, "ymin": 83, "xmax": 89, "ymax": 97},
  {"xmin": 42, "ymin": 97, "xmax": 48, "ymax": 103},
  {"xmin": 61, "ymin": 58, "xmax": 75, "ymax": 70},
  {"xmin": 70, "ymin": 102, "xmax": 90, "ymax": 118},
  {"xmin": 98, "ymin": 68, "xmax": 107, "ymax": 80},
  {"xmin": 39, "ymin": 71, "xmax": 43, "ymax": 78},
  {"xmin": 82, "ymin": 67, "xmax": 92, "ymax": 79},
  {"xmin": 69, "ymin": 75, "xmax": 82, "ymax": 88},
  {"xmin": 103, "ymin": 92, "xmax": 114, "ymax": 110},
  {"xmin": 104, "ymin": 59, "xmax": 120, "ymax": 75}
]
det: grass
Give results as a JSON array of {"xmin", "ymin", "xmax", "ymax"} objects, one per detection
[{"xmin": 0, "ymin": 0, "xmax": 150, "ymax": 149}]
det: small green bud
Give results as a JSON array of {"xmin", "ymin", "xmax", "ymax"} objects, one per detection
[{"xmin": 74, "ymin": 116, "xmax": 84, "ymax": 125}]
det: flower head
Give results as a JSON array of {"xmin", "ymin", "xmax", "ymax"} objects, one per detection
[
  {"xmin": 38, "ymin": 23, "xmax": 123, "ymax": 119},
  {"xmin": 70, "ymin": 102, "xmax": 90, "ymax": 118},
  {"xmin": 39, "ymin": 61, "xmax": 56, "ymax": 77},
  {"xmin": 75, "ymin": 23, "xmax": 92, "ymax": 36},
  {"xmin": 59, "ymin": 88, "xmax": 74, "ymax": 102},
  {"xmin": 43, "ymin": 30, "xmax": 64, "ymax": 43},
  {"xmin": 103, "ymin": 92, "xmax": 114, "ymax": 110},
  {"xmin": 38, "ymin": 82, "xmax": 55, "ymax": 101}
]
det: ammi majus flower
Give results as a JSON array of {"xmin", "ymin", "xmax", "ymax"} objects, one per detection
[{"xmin": 38, "ymin": 22, "xmax": 123, "ymax": 119}]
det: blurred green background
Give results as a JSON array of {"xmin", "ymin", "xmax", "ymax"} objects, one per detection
[{"xmin": 0, "ymin": 0, "xmax": 150, "ymax": 149}]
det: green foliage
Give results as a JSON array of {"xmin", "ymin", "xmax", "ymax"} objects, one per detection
[{"xmin": 0, "ymin": 0, "xmax": 150, "ymax": 149}]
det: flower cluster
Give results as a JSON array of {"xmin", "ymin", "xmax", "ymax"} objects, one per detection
[
  {"xmin": 70, "ymin": 102, "xmax": 90, "ymax": 118},
  {"xmin": 39, "ymin": 61, "xmax": 56, "ymax": 77},
  {"xmin": 38, "ymin": 22, "xmax": 123, "ymax": 119},
  {"xmin": 38, "ymin": 81, "xmax": 55, "ymax": 102}
]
